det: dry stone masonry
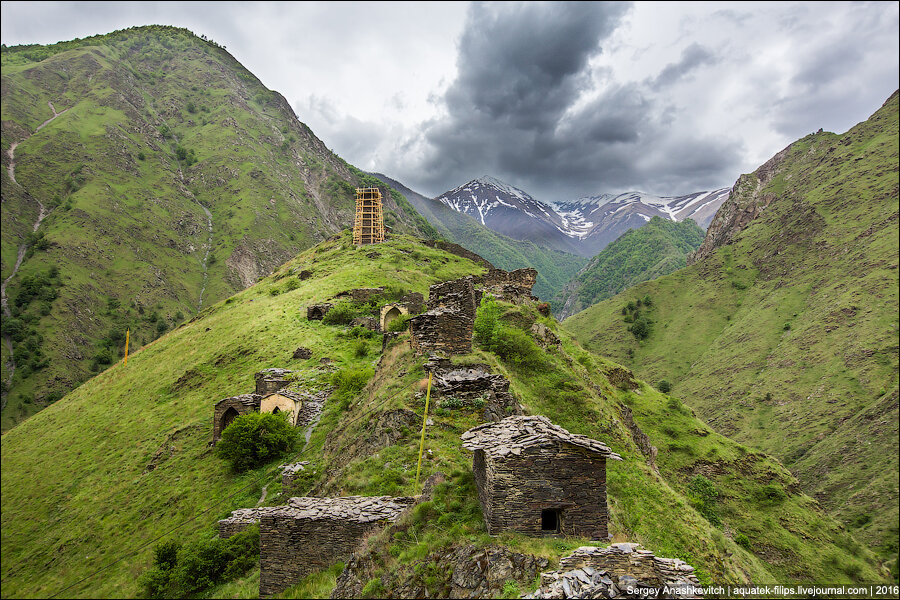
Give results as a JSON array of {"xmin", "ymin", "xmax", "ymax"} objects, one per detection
[
  {"xmin": 481, "ymin": 268, "xmax": 539, "ymax": 304},
  {"xmin": 255, "ymin": 368, "xmax": 294, "ymax": 396},
  {"xmin": 462, "ymin": 416, "xmax": 621, "ymax": 539},
  {"xmin": 424, "ymin": 356, "xmax": 524, "ymax": 421},
  {"xmin": 212, "ymin": 393, "xmax": 261, "ymax": 442},
  {"xmin": 257, "ymin": 495, "xmax": 414, "ymax": 596},
  {"xmin": 526, "ymin": 543, "xmax": 702, "ymax": 599}
]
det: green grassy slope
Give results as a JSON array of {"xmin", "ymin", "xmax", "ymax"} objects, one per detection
[
  {"xmin": 1, "ymin": 234, "xmax": 883, "ymax": 598},
  {"xmin": 557, "ymin": 216, "xmax": 706, "ymax": 319},
  {"xmin": 0, "ymin": 26, "xmax": 436, "ymax": 429},
  {"xmin": 371, "ymin": 172, "xmax": 588, "ymax": 305},
  {"xmin": 563, "ymin": 92, "xmax": 899, "ymax": 571}
]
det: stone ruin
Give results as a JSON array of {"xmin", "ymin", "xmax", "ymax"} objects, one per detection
[
  {"xmin": 409, "ymin": 276, "xmax": 478, "ymax": 356},
  {"xmin": 461, "ymin": 415, "xmax": 622, "ymax": 540},
  {"xmin": 255, "ymin": 368, "xmax": 294, "ymax": 396},
  {"xmin": 306, "ymin": 303, "xmax": 333, "ymax": 320},
  {"xmin": 424, "ymin": 356, "xmax": 524, "ymax": 422},
  {"xmin": 213, "ymin": 369, "xmax": 327, "ymax": 443},
  {"xmin": 481, "ymin": 268, "xmax": 538, "ymax": 305},
  {"xmin": 213, "ymin": 393, "xmax": 261, "ymax": 442},
  {"xmin": 280, "ymin": 461, "xmax": 310, "ymax": 495},
  {"xmin": 219, "ymin": 495, "xmax": 415, "ymax": 597},
  {"xmin": 526, "ymin": 543, "xmax": 702, "ymax": 599}
]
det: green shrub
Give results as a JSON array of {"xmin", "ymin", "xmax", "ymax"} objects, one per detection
[
  {"xmin": 322, "ymin": 301, "xmax": 359, "ymax": 326},
  {"xmin": 330, "ymin": 366, "xmax": 374, "ymax": 405},
  {"xmin": 216, "ymin": 412, "xmax": 298, "ymax": 472},
  {"xmin": 386, "ymin": 313, "xmax": 412, "ymax": 332},
  {"xmin": 473, "ymin": 298, "xmax": 545, "ymax": 370},
  {"xmin": 139, "ymin": 526, "xmax": 259, "ymax": 598},
  {"xmin": 754, "ymin": 483, "xmax": 787, "ymax": 505},
  {"xmin": 353, "ymin": 339, "xmax": 369, "ymax": 358},
  {"xmin": 734, "ymin": 532, "xmax": 752, "ymax": 550},
  {"xmin": 688, "ymin": 475, "xmax": 721, "ymax": 526},
  {"xmin": 657, "ymin": 379, "xmax": 672, "ymax": 393},
  {"xmin": 629, "ymin": 316, "xmax": 651, "ymax": 340}
]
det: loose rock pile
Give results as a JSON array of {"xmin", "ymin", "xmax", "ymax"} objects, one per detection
[{"xmin": 525, "ymin": 544, "xmax": 703, "ymax": 599}]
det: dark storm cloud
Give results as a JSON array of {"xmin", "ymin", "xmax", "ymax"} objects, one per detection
[
  {"xmin": 649, "ymin": 43, "xmax": 717, "ymax": 90},
  {"xmin": 416, "ymin": 2, "xmax": 740, "ymax": 199}
]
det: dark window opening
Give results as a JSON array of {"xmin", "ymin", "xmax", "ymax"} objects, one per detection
[
  {"xmin": 222, "ymin": 407, "xmax": 239, "ymax": 431},
  {"xmin": 541, "ymin": 509, "xmax": 560, "ymax": 532},
  {"xmin": 272, "ymin": 407, "xmax": 281, "ymax": 414}
]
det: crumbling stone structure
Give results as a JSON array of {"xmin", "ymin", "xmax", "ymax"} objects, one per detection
[
  {"xmin": 380, "ymin": 304, "xmax": 408, "ymax": 331},
  {"xmin": 461, "ymin": 415, "xmax": 621, "ymax": 539},
  {"xmin": 255, "ymin": 368, "xmax": 294, "ymax": 396},
  {"xmin": 481, "ymin": 268, "xmax": 538, "ymax": 304},
  {"xmin": 307, "ymin": 303, "xmax": 333, "ymax": 320},
  {"xmin": 426, "ymin": 276, "xmax": 477, "ymax": 320},
  {"xmin": 212, "ymin": 393, "xmax": 261, "ymax": 443},
  {"xmin": 257, "ymin": 496, "xmax": 414, "ymax": 596},
  {"xmin": 527, "ymin": 543, "xmax": 702, "ymax": 599},
  {"xmin": 410, "ymin": 308, "xmax": 473, "ymax": 355},
  {"xmin": 424, "ymin": 357, "xmax": 524, "ymax": 422},
  {"xmin": 260, "ymin": 390, "xmax": 304, "ymax": 427}
]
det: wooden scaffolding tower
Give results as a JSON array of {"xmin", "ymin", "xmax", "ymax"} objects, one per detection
[{"xmin": 352, "ymin": 187, "xmax": 385, "ymax": 245}]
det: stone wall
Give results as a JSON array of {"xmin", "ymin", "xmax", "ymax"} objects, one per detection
[
  {"xmin": 212, "ymin": 394, "xmax": 260, "ymax": 442},
  {"xmin": 255, "ymin": 368, "xmax": 294, "ymax": 396},
  {"xmin": 474, "ymin": 444, "xmax": 609, "ymax": 539},
  {"xmin": 480, "ymin": 268, "xmax": 538, "ymax": 304},
  {"xmin": 409, "ymin": 309, "xmax": 473, "ymax": 355},
  {"xmin": 398, "ymin": 291, "xmax": 425, "ymax": 314},
  {"xmin": 260, "ymin": 514, "xmax": 376, "ymax": 596},
  {"xmin": 526, "ymin": 544, "xmax": 703, "ymax": 598},
  {"xmin": 307, "ymin": 303, "xmax": 333, "ymax": 320},
  {"xmin": 426, "ymin": 276, "xmax": 477, "ymax": 321}
]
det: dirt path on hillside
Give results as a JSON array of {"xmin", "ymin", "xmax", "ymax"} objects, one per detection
[{"xmin": 1, "ymin": 101, "xmax": 68, "ymax": 410}]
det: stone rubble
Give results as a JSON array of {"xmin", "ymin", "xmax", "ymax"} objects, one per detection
[{"xmin": 525, "ymin": 544, "xmax": 703, "ymax": 599}]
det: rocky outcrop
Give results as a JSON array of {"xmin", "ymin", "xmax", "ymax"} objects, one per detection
[
  {"xmin": 526, "ymin": 544, "xmax": 702, "ymax": 599},
  {"xmin": 331, "ymin": 544, "xmax": 549, "ymax": 599},
  {"xmin": 689, "ymin": 144, "xmax": 793, "ymax": 264}
]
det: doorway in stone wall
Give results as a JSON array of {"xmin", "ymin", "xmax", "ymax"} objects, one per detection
[{"xmin": 222, "ymin": 407, "xmax": 239, "ymax": 432}]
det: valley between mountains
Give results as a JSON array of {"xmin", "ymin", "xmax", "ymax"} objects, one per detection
[{"xmin": 1, "ymin": 25, "xmax": 897, "ymax": 599}]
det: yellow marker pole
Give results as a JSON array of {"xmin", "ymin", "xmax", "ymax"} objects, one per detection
[
  {"xmin": 124, "ymin": 329, "xmax": 130, "ymax": 366},
  {"xmin": 414, "ymin": 372, "xmax": 433, "ymax": 494}
]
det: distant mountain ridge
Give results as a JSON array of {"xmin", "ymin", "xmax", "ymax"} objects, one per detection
[
  {"xmin": 434, "ymin": 176, "xmax": 729, "ymax": 257},
  {"xmin": 370, "ymin": 172, "xmax": 588, "ymax": 306}
]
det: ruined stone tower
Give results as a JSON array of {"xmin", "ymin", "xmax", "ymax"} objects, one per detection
[{"xmin": 352, "ymin": 187, "xmax": 385, "ymax": 245}]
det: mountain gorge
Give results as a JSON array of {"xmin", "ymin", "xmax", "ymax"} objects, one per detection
[
  {"xmin": 564, "ymin": 91, "xmax": 899, "ymax": 570},
  {"xmin": 434, "ymin": 176, "xmax": 728, "ymax": 257},
  {"xmin": 0, "ymin": 233, "xmax": 884, "ymax": 598},
  {"xmin": 0, "ymin": 26, "xmax": 435, "ymax": 429},
  {"xmin": 556, "ymin": 217, "xmax": 706, "ymax": 320}
]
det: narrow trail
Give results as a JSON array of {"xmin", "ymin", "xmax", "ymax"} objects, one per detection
[{"xmin": 1, "ymin": 101, "xmax": 67, "ymax": 410}]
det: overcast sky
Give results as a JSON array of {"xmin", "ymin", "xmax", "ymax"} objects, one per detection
[{"xmin": 2, "ymin": 1, "xmax": 898, "ymax": 200}]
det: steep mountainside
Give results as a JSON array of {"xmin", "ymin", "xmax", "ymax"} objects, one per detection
[
  {"xmin": 0, "ymin": 234, "xmax": 882, "ymax": 598},
  {"xmin": 0, "ymin": 26, "xmax": 436, "ymax": 429},
  {"xmin": 372, "ymin": 172, "xmax": 587, "ymax": 305},
  {"xmin": 564, "ymin": 91, "xmax": 900, "ymax": 568},
  {"xmin": 557, "ymin": 217, "xmax": 706, "ymax": 320}
]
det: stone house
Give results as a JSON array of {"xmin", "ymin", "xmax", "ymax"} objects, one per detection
[
  {"xmin": 245, "ymin": 495, "xmax": 414, "ymax": 596},
  {"xmin": 461, "ymin": 415, "xmax": 621, "ymax": 540}
]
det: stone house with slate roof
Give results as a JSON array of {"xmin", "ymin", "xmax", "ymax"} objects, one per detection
[
  {"xmin": 461, "ymin": 415, "xmax": 621, "ymax": 540},
  {"xmin": 219, "ymin": 496, "xmax": 414, "ymax": 596}
]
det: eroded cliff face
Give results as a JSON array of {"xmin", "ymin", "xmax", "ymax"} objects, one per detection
[{"xmin": 688, "ymin": 144, "xmax": 792, "ymax": 265}]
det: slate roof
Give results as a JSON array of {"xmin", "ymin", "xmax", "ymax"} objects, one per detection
[
  {"xmin": 218, "ymin": 496, "xmax": 415, "ymax": 528},
  {"xmin": 214, "ymin": 393, "xmax": 261, "ymax": 408},
  {"xmin": 461, "ymin": 415, "xmax": 622, "ymax": 460}
]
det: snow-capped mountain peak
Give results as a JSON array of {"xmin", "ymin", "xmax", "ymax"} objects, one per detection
[{"xmin": 434, "ymin": 177, "xmax": 730, "ymax": 257}]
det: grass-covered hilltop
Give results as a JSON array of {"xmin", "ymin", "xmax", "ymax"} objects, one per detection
[
  {"xmin": 1, "ymin": 233, "xmax": 888, "ymax": 598},
  {"xmin": 0, "ymin": 25, "xmax": 437, "ymax": 429},
  {"xmin": 564, "ymin": 91, "xmax": 899, "ymax": 576}
]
